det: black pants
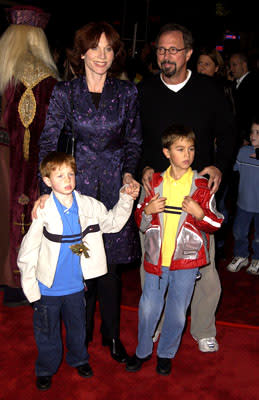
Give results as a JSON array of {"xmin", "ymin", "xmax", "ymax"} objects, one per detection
[
  {"xmin": 34, "ymin": 291, "xmax": 89, "ymax": 376},
  {"xmin": 84, "ymin": 264, "xmax": 121, "ymax": 341}
]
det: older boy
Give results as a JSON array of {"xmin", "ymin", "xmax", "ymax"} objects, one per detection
[
  {"xmin": 18, "ymin": 152, "xmax": 139, "ymax": 390},
  {"xmin": 126, "ymin": 125, "xmax": 223, "ymax": 375},
  {"xmin": 226, "ymin": 117, "xmax": 259, "ymax": 274}
]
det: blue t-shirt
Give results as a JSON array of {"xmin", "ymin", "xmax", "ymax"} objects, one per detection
[
  {"xmin": 39, "ymin": 192, "xmax": 84, "ymax": 296},
  {"xmin": 234, "ymin": 145, "xmax": 259, "ymax": 213}
]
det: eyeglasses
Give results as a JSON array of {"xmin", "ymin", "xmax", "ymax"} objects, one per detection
[{"xmin": 156, "ymin": 46, "xmax": 187, "ymax": 55}]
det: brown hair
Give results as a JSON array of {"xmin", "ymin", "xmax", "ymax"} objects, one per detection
[
  {"xmin": 199, "ymin": 47, "xmax": 224, "ymax": 68},
  {"xmin": 198, "ymin": 47, "xmax": 225, "ymax": 76},
  {"xmin": 40, "ymin": 152, "xmax": 76, "ymax": 178},
  {"xmin": 155, "ymin": 23, "xmax": 193, "ymax": 50},
  {"xmin": 162, "ymin": 124, "xmax": 195, "ymax": 149},
  {"xmin": 68, "ymin": 21, "xmax": 124, "ymax": 76}
]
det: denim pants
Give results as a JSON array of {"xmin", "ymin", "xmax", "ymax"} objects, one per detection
[
  {"xmin": 233, "ymin": 207, "xmax": 259, "ymax": 259},
  {"xmin": 33, "ymin": 290, "xmax": 89, "ymax": 376},
  {"xmin": 136, "ymin": 267, "xmax": 197, "ymax": 359}
]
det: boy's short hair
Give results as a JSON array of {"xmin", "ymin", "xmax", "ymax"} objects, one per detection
[
  {"xmin": 162, "ymin": 124, "xmax": 195, "ymax": 149},
  {"xmin": 40, "ymin": 152, "xmax": 76, "ymax": 178}
]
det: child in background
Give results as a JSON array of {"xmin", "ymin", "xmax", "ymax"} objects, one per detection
[
  {"xmin": 226, "ymin": 117, "xmax": 259, "ymax": 275},
  {"xmin": 17, "ymin": 152, "xmax": 139, "ymax": 391},
  {"xmin": 126, "ymin": 125, "xmax": 223, "ymax": 376}
]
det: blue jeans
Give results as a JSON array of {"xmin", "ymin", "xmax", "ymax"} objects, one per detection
[
  {"xmin": 233, "ymin": 207, "xmax": 259, "ymax": 259},
  {"xmin": 33, "ymin": 290, "xmax": 89, "ymax": 376},
  {"xmin": 136, "ymin": 267, "xmax": 198, "ymax": 359}
]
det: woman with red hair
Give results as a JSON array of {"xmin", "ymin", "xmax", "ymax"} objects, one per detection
[{"xmin": 36, "ymin": 21, "xmax": 143, "ymax": 363}]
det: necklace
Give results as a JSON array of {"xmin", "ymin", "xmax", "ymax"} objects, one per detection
[
  {"xmin": 54, "ymin": 192, "xmax": 90, "ymax": 259},
  {"xmin": 63, "ymin": 207, "xmax": 90, "ymax": 259}
]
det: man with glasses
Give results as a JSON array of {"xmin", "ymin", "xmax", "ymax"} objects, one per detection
[{"xmin": 137, "ymin": 23, "xmax": 236, "ymax": 354}]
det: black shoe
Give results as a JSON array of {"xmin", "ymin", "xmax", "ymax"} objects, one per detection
[
  {"xmin": 102, "ymin": 337, "xmax": 128, "ymax": 363},
  {"xmin": 126, "ymin": 354, "xmax": 151, "ymax": 372},
  {"xmin": 77, "ymin": 363, "xmax": 93, "ymax": 378},
  {"xmin": 3, "ymin": 287, "xmax": 29, "ymax": 307},
  {"xmin": 36, "ymin": 376, "xmax": 52, "ymax": 391},
  {"xmin": 3, "ymin": 299, "xmax": 29, "ymax": 307},
  {"xmin": 156, "ymin": 357, "xmax": 172, "ymax": 376}
]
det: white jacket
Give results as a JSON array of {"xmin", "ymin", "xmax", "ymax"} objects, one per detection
[{"xmin": 17, "ymin": 190, "xmax": 134, "ymax": 302}]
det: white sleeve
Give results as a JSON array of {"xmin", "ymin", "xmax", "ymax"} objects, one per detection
[
  {"xmin": 93, "ymin": 190, "xmax": 134, "ymax": 233},
  {"xmin": 17, "ymin": 210, "xmax": 44, "ymax": 302}
]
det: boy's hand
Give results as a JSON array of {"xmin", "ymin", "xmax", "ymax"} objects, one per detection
[
  {"xmin": 122, "ymin": 182, "xmax": 140, "ymax": 200},
  {"xmin": 144, "ymin": 193, "xmax": 166, "ymax": 215},
  {"xmin": 182, "ymin": 196, "xmax": 204, "ymax": 220},
  {"xmin": 122, "ymin": 173, "xmax": 140, "ymax": 200},
  {"xmin": 31, "ymin": 194, "xmax": 49, "ymax": 219}
]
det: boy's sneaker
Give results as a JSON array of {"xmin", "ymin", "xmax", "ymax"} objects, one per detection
[
  {"xmin": 226, "ymin": 256, "xmax": 249, "ymax": 272},
  {"xmin": 198, "ymin": 337, "xmax": 219, "ymax": 353},
  {"xmin": 246, "ymin": 259, "xmax": 259, "ymax": 275}
]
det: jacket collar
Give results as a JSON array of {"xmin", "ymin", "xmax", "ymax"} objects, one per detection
[
  {"xmin": 75, "ymin": 75, "xmax": 116, "ymax": 113},
  {"xmin": 151, "ymin": 169, "xmax": 208, "ymax": 237},
  {"xmin": 153, "ymin": 169, "xmax": 206, "ymax": 188},
  {"xmin": 152, "ymin": 169, "xmax": 205, "ymax": 188}
]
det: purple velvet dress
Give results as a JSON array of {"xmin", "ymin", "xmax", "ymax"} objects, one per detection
[{"xmin": 39, "ymin": 76, "xmax": 143, "ymax": 264}]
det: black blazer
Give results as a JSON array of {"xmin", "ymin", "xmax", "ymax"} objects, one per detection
[{"xmin": 233, "ymin": 71, "xmax": 259, "ymax": 142}]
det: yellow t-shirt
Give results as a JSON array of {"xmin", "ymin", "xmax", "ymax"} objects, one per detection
[{"xmin": 162, "ymin": 167, "xmax": 193, "ymax": 267}]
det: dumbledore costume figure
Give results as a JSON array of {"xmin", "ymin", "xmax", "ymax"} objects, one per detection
[{"xmin": 0, "ymin": 5, "xmax": 59, "ymax": 305}]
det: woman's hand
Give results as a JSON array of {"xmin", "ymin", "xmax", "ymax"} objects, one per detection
[
  {"xmin": 122, "ymin": 173, "xmax": 140, "ymax": 200},
  {"xmin": 31, "ymin": 194, "xmax": 50, "ymax": 219},
  {"xmin": 123, "ymin": 172, "xmax": 135, "ymax": 185}
]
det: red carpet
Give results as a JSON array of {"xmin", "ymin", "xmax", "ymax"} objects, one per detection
[
  {"xmin": 1, "ymin": 284, "xmax": 258, "ymax": 400},
  {"xmin": 1, "ymin": 222, "xmax": 259, "ymax": 400},
  {"xmin": 1, "ymin": 202, "xmax": 258, "ymax": 398},
  {"xmin": 121, "ymin": 229, "xmax": 259, "ymax": 328}
]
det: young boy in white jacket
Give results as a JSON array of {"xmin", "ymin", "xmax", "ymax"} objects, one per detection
[{"xmin": 17, "ymin": 151, "xmax": 139, "ymax": 391}]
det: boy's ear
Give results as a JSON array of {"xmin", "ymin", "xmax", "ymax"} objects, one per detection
[
  {"xmin": 163, "ymin": 147, "xmax": 170, "ymax": 159},
  {"xmin": 43, "ymin": 176, "xmax": 52, "ymax": 188}
]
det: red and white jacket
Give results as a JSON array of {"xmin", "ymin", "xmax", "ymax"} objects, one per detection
[{"xmin": 135, "ymin": 170, "xmax": 224, "ymax": 276}]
